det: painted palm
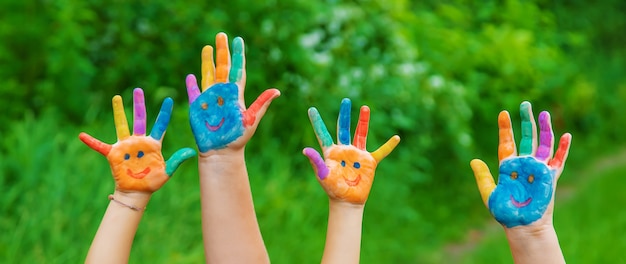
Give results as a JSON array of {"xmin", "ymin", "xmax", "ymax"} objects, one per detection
[
  {"xmin": 471, "ymin": 101, "xmax": 572, "ymax": 228},
  {"xmin": 303, "ymin": 98, "xmax": 400, "ymax": 204}
]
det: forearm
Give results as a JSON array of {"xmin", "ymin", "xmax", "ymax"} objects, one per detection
[
  {"xmin": 198, "ymin": 149, "xmax": 269, "ymax": 263},
  {"xmin": 321, "ymin": 200, "xmax": 365, "ymax": 264},
  {"xmin": 505, "ymin": 223, "xmax": 565, "ymax": 264},
  {"xmin": 86, "ymin": 191, "xmax": 151, "ymax": 264}
]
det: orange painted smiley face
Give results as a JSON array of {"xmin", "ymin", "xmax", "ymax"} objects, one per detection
[
  {"xmin": 322, "ymin": 145, "xmax": 377, "ymax": 204},
  {"xmin": 107, "ymin": 136, "xmax": 167, "ymax": 192}
]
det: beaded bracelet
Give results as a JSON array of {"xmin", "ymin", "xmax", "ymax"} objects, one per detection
[{"xmin": 108, "ymin": 194, "xmax": 145, "ymax": 211}]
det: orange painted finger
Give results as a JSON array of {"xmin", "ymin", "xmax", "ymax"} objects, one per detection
[
  {"xmin": 470, "ymin": 159, "xmax": 496, "ymax": 207},
  {"xmin": 353, "ymin": 106, "xmax": 370, "ymax": 150},
  {"xmin": 201, "ymin": 45, "xmax": 215, "ymax": 91},
  {"xmin": 78, "ymin": 132, "xmax": 111, "ymax": 156},
  {"xmin": 498, "ymin": 111, "xmax": 516, "ymax": 161},
  {"xmin": 215, "ymin": 32, "xmax": 230, "ymax": 83},
  {"xmin": 112, "ymin": 95, "xmax": 130, "ymax": 140},
  {"xmin": 371, "ymin": 135, "xmax": 400, "ymax": 162}
]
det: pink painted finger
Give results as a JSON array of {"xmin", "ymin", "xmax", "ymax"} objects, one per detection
[
  {"xmin": 353, "ymin": 106, "xmax": 370, "ymax": 150},
  {"xmin": 186, "ymin": 74, "xmax": 201, "ymax": 104},
  {"xmin": 79, "ymin": 132, "xmax": 112, "ymax": 156},
  {"xmin": 548, "ymin": 133, "xmax": 572, "ymax": 171},
  {"xmin": 133, "ymin": 88, "xmax": 147, "ymax": 136},
  {"xmin": 303, "ymin": 147, "xmax": 329, "ymax": 180},
  {"xmin": 535, "ymin": 111, "xmax": 554, "ymax": 161},
  {"xmin": 242, "ymin": 88, "xmax": 281, "ymax": 127}
]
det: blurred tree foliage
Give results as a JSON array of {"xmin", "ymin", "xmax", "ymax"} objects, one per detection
[{"xmin": 0, "ymin": 0, "xmax": 625, "ymax": 261}]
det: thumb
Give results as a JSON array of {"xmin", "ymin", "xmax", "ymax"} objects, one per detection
[
  {"xmin": 165, "ymin": 148, "xmax": 197, "ymax": 176},
  {"xmin": 243, "ymin": 88, "xmax": 281, "ymax": 128},
  {"xmin": 302, "ymin": 147, "xmax": 329, "ymax": 180},
  {"xmin": 470, "ymin": 159, "xmax": 496, "ymax": 207}
]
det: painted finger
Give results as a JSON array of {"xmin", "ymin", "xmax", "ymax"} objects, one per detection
[
  {"xmin": 186, "ymin": 74, "xmax": 201, "ymax": 104},
  {"xmin": 308, "ymin": 107, "xmax": 334, "ymax": 148},
  {"xmin": 150, "ymin": 97, "xmax": 173, "ymax": 141},
  {"xmin": 337, "ymin": 98, "xmax": 352, "ymax": 145},
  {"xmin": 303, "ymin": 147, "xmax": 329, "ymax": 180},
  {"xmin": 78, "ymin": 132, "xmax": 112, "ymax": 156},
  {"xmin": 470, "ymin": 159, "xmax": 496, "ymax": 207},
  {"xmin": 165, "ymin": 148, "xmax": 197, "ymax": 176},
  {"xmin": 498, "ymin": 111, "xmax": 516, "ymax": 161},
  {"xmin": 201, "ymin": 45, "xmax": 215, "ymax": 91},
  {"xmin": 242, "ymin": 88, "xmax": 281, "ymax": 127},
  {"xmin": 229, "ymin": 37, "xmax": 245, "ymax": 87},
  {"xmin": 519, "ymin": 101, "xmax": 536, "ymax": 156},
  {"xmin": 548, "ymin": 133, "xmax": 572, "ymax": 172},
  {"xmin": 353, "ymin": 106, "xmax": 370, "ymax": 150},
  {"xmin": 371, "ymin": 135, "xmax": 400, "ymax": 162},
  {"xmin": 133, "ymin": 88, "xmax": 147, "ymax": 136},
  {"xmin": 112, "ymin": 95, "xmax": 130, "ymax": 140},
  {"xmin": 535, "ymin": 111, "xmax": 554, "ymax": 161},
  {"xmin": 215, "ymin": 32, "xmax": 230, "ymax": 83}
]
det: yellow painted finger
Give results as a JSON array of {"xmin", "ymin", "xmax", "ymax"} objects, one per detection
[
  {"xmin": 201, "ymin": 45, "xmax": 215, "ymax": 91},
  {"xmin": 112, "ymin": 95, "xmax": 130, "ymax": 140},
  {"xmin": 371, "ymin": 135, "xmax": 400, "ymax": 163},
  {"xmin": 470, "ymin": 159, "xmax": 496, "ymax": 207}
]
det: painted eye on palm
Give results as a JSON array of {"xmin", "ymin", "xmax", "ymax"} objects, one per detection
[{"xmin": 189, "ymin": 83, "xmax": 244, "ymax": 152}]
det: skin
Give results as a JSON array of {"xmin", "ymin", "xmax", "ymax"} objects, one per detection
[
  {"xmin": 80, "ymin": 88, "xmax": 195, "ymax": 263},
  {"xmin": 303, "ymin": 98, "xmax": 400, "ymax": 264},
  {"xmin": 470, "ymin": 101, "xmax": 571, "ymax": 264},
  {"xmin": 185, "ymin": 32, "xmax": 280, "ymax": 263}
]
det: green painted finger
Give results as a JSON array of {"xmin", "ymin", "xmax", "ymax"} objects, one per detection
[
  {"xmin": 165, "ymin": 148, "xmax": 197, "ymax": 176},
  {"xmin": 519, "ymin": 101, "xmax": 535, "ymax": 155},
  {"xmin": 308, "ymin": 107, "xmax": 333, "ymax": 148}
]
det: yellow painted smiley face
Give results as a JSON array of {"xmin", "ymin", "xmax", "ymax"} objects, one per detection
[
  {"xmin": 322, "ymin": 145, "xmax": 377, "ymax": 204},
  {"xmin": 107, "ymin": 136, "xmax": 167, "ymax": 192}
]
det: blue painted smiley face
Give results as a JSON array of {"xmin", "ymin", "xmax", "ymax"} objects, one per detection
[
  {"xmin": 189, "ymin": 83, "xmax": 244, "ymax": 152},
  {"xmin": 488, "ymin": 156, "xmax": 553, "ymax": 227}
]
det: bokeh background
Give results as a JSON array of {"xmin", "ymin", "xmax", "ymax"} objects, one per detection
[{"xmin": 1, "ymin": 0, "xmax": 625, "ymax": 263}]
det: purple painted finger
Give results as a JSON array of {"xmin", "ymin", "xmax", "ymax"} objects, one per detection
[
  {"xmin": 536, "ymin": 111, "xmax": 554, "ymax": 161},
  {"xmin": 186, "ymin": 74, "xmax": 201, "ymax": 104},
  {"xmin": 133, "ymin": 88, "xmax": 147, "ymax": 136},
  {"xmin": 303, "ymin": 147, "xmax": 329, "ymax": 180}
]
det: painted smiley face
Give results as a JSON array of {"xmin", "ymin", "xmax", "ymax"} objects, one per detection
[
  {"xmin": 323, "ymin": 145, "xmax": 376, "ymax": 203},
  {"xmin": 488, "ymin": 156, "xmax": 553, "ymax": 227},
  {"xmin": 108, "ymin": 137, "xmax": 167, "ymax": 192},
  {"xmin": 189, "ymin": 83, "xmax": 244, "ymax": 152}
]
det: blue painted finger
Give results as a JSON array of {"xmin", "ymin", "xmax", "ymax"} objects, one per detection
[
  {"xmin": 165, "ymin": 148, "xmax": 197, "ymax": 176},
  {"xmin": 337, "ymin": 98, "xmax": 351, "ymax": 145},
  {"xmin": 150, "ymin": 97, "xmax": 173, "ymax": 140}
]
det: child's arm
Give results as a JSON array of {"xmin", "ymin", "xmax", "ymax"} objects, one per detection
[
  {"xmin": 185, "ymin": 32, "xmax": 280, "ymax": 263},
  {"xmin": 470, "ymin": 101, "xmax": 571, "ymax": 264},
  {"xmin": 303, "ymin": 99, "xmax": 400, "ymax": 264},
  {"xmin": 80, "ymin": 88, "xmax": 195, "ymax": 263}
]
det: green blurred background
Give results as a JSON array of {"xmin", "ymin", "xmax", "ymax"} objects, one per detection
[{"xmin": 1, "ymin": 0, "xmax": 625, "ymax": 263}]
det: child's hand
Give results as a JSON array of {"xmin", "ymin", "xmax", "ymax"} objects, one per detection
[
  {"xmin": 303, "ymin": 98, "xmax": 400, "ymax": 204},
  {"xmin": 185, "ymin": 32, "xmax": 280, "ymax": 154},
  {"xmin": 79, "ymin": 88, "xmax": 196, "ymax": 193},
  {"xmin": 470, "ymin": 101, "xmax": 572, "ymax": 228}
]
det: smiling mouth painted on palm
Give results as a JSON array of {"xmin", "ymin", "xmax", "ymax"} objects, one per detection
[
  {"xmin": 344, "ymin": 175, "xmax": 362, "ymax": 186},
  {"xmin": 510, "ymin": 195, "xmax": 532, "ymax": 208},
  {"xmin": 127, "ymin": 167, "xmax": 151, "ymax": 179},
  {"xmin": 205, "ymin": 118, "xmax": 225, "ymax": 131}
]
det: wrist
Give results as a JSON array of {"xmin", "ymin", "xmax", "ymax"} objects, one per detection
[
  {"xmin": 198, "ymin": 147, "xmax": 245, "ymax": 159},
  {"xmin": 110, "ymin": 190, "xmax": 152, "ymax": 210}
]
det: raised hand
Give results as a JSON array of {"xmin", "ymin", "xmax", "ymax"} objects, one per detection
[
  {"xmin": 79, "ymin": 88, "xmax": 196, "ymax": 193},
  {"xmin": 470, "ymin": 101, "xmax": 572, "ymax": 228},
  {"xmin": 303, "ymin": 98, "xmax": 400, "ymax": 204},
  {"xmin": 185, "ymin": 32, "xmax": 280, "ymax": 154}
]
